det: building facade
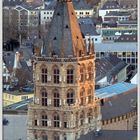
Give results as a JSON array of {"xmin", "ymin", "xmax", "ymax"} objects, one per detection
[{"xmin": 27, "ymin": 0, "xmax": 101, "ymax": 140}]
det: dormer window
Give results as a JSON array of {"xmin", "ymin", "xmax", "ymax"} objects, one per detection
[
  {"xmin": 57, "ymin": 13, "xmax": 60, "ymax": 16},
  {"xmin": 65, "ymin": 25, "xmax": 69, "ymax": 28},
  {"xmin": 54, "ymin": 37, "xmax": 57, "ymax": 40}
]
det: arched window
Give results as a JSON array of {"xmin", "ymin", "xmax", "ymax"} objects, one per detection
[
  {"xmin": 67, "ymin": 66, "xmax": 74, "ymax": 84},
  {"xmin": 42, "ymin": 134, "xmax": 48, "ymax": 140},
  {"xmin": 80, "ymin": 64, "xmax": 85, "ymax": 82},
  {"xmin": 88, "ymin": 87, "xmax": 92, "ymax": 104},
  {"xmin": 42, "ymin": 114, "xmax": 48, "ymax": 126},
  {"xmin": 80, "ymin": 111, "xmax": 84, "ymax": 126},
  {"xmin": 67, "ymin": 89, "xmax": 75, "ymax": 105},
  {"xmin": 80, "ymin": 88, "xmax": 85, "ymax": 105},
  {"xmin": 53, "ymin": 66, "xmax": 59, "ymax": 84},
  {"xmin": 54, "ymin": 89, "xmax": 60, "ymax": 107},
  {"xmin": 41, "ymin": 89, "xmax": 47, "ymax": 106},
  {"xmin": 54, "ymin": 113, "xmax": 60, "ymax": 127},
  {"xmin": 54, "ymin": 135, "xmax": 60, "ymax": 140},
  {"xmin": 87, "ymin": 109, "xmax": 92, "ymax": 123},
  {"xmin": 88, "ymin": 63, "xmax": 93, "ymax": 80},
  {"xmin": 41, "ymin": 67, "xmax": 47, "ymax": 83}
]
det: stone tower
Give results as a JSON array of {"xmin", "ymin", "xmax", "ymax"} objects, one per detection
[{"xmin": 27, "ymin": 0, "xmax": 101, "ymax": 140}]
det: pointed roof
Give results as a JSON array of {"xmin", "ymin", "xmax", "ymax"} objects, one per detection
[{"xmin": 42, "ymin": 0, "xmax": 87, "ymax": 57}]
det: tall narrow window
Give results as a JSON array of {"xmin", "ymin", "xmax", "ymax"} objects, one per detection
[
  {"xmin": 54, "ymin": 90, "xmax": 60, "ymax": 107},
  {"xmin": 80, "ymin": 64, "xmax": 85, "ymax": 82},
  {"xmin": 88, "ymin": 87, "xmax": 92, "ymax": 104},
  {"xmin": 54, "ymin": 67, "xmax": 59, "ymax": 84},
  {"xmin": 42, "ymin": 135, "xmax": 48, "ymax": 140},
  {"xmin": 80, "ymin": 111, "xmax": 84, "ymax": 126},
  {"xmin": 54, "ymin": 114, "xmax": 60, "ymax": 127},
  {"xmin": 41, "ymin": 68, "xmax": 47, "ymax": 83},
  {"xmin": 67, "ymin": 66, "xmax": 74, "ymax": 84},
  {"xmin": 67, "ymin": 89, "xmax": 75, "ymax": 105},
  {"xmin": 42, "ymin": 89, "xmax": 47, "ymax": 106},
  {"xmin": 87, "ymin": 109, "xmax": 92, "ymax": 123},
  {"xmin": 54, "ymin": 135, "xmax": 60, "ymax": 140},
  {"xmin": 88, "ymin": 63, "xmax": 93, "ymax": 80},
  {"xmin": 42, "ymin": 115, "xmax": 48, "ymax": 126},
  {"xmin": 80, "ymin": 88, "xmax": 85, "ymax": 105}
]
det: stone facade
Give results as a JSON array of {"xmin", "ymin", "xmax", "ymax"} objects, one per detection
[
  {"xmin": 27, "ymin": 0, "xmax": 101, "ymax": 140},
  {"xmin": 27, "ymin": 56, "xmax": 101, "ymax": 140}
]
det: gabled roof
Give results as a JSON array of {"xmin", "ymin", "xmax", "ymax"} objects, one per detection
[
  {"xmin": 105, "ymin": 11, "xmax": 131, "ymax": 17},
  {"xmin": 101, "ymin": 87, "xmax": 137, "ymax": 120},
  {"xmin": 78, "ymin": 130, "xmax": 137, "ymax": 140},
  {"xmin": 42, "ymin": 0, "xmax": 87, "ymax": 57},
  {"xmin": 96, "ymin": 82, "xmax": 137, "ymax": 98},
  {"xmin": 101, "ymin": 0, "xmax": 120, "ymax": 10},
  {"xmin": 3, "ymin": 0, "xmax": 25, "ymax": 7},
  {"xmin": 73, "ymin": 0, "xmax": 93, "ymax": 10},
  {"xmin": 80, "ymin": 23, "xmax": 99, "ymax": 36},
  {"xmin": 95, "ymin": 54, "xmax": 128, "ymax": 82}
]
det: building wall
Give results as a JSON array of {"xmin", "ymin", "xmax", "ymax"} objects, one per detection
[
  {"xmin": 117, "ymin": 67, "xmax": 127, "ymax": 82},
  {"xmin": 3, "ymin": 92, "xmax": 34, "ymax": 106},
  {"xmin": 102, "ymin": 111, "xmax": 137, "ymax": 130},
  {"xmin": 99, "ymin": 9, "xmax": 120, "ymax": 21},
  {"xmin": 27, "ymin": 55, "xmax": 102, "ymax": 140}
]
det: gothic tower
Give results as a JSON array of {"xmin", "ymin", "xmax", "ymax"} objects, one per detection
[{"xmin": 27, "ymin": 0, "xmax": 101, "ymax": 140}]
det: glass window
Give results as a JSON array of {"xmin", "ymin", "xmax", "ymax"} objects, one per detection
[
  {"xmin": 54, "ymin": 90, "xmax": 60, "ymax": 107},
  {"xmin": 80, "ymin": 88, "xmax": 85, "ymax": 105},
  {"xmin": 54, "ymin": 114, "xmax": 60, "ymax": 127},
  {"xmin": 42, "ymin": 135, "xmax": 48, "ymax": 140},
  {"xmin": 54, "ymin": 67, "xmax": 59, "ymax": 84},
  {"xmin": 67, "ymin": 67, "xmax": 74, "ymax": 84},
  {"xmin": 88, "ymin": 63, "xmax": 93, "ymax": 80},
  {"xmin": 87, "ymin": 109, "xmax": 92, "ymax": 123},
  {"xmin": 80, "ymin": 111, "xmax": 84, "ymax": 126},
  {"xmin": 42, "ymin": 115, "xmax": 48, "ymax": 126},
  {"xmin": 42, "ymin": 89, "xmax": 47, "ymax": 106},
  {"xmin": 67, "ymin": 90, "xmax": 75, "ymax": 105},
  {"xmin": 41, "ymin": 68, "xmax": 47, "ymax": 83},
  {"xmin": 88, "ymin": 87, "xmax": 92, "ymax": 104},
  {"xmin": 80, "ymin": 64, "xmax": 86, "ymax": 82},
  {"xmin": 54, "ymin": 135, "xmax": 60, "ymax": 140}
]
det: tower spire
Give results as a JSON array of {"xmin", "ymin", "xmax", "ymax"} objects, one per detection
[{"xmin": 42, "ymin": 0, "xmax": 87, "ymax": 57}]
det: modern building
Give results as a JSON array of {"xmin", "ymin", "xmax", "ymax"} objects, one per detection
[
  {"xmin": 101, "ymin": 27, "xmax": 137, "ymax": 41},
  {"xmin": 27, "ymin": 0, "xmax": 101, "ymax": 140}
]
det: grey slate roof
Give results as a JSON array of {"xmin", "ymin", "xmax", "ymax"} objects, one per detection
[
  {"xmin": 101, "ymin": 88, "xmax": 137, "ymax": 120},
  {"xmin": 80, "ymin": 23, "xmax": 99, "ymax": 36},
  {"xmin": 42, "ymin": 1, "xmax": 87, "ymax": 57},
  {"xmin": 78, "ymin": 130, "xmax": 137, "ymax": 140},
  {"xmin": 101, "ymin": 0, "xmax": 120, "ymax": 10},
  {"xmin": 95, "ymin": 42, "xmax": 137, "ymax": 52},
  {"xmin": 73, "ymin": 0, "xmax": 93, "ymax": 10},
  {"xmin": 44, "ymin": 0, "xmax": 93, "ymax": 10},
  {"xmin": 95, "ymin": 54, "xmax": 128, "ymax": 82},
  {"xmin": 3, "ymin": 0, "xmax": 24, "ymax": 7},
  {"xmin": 105, "ymin": 11, "xmax": 131, "ymax": 16}
]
